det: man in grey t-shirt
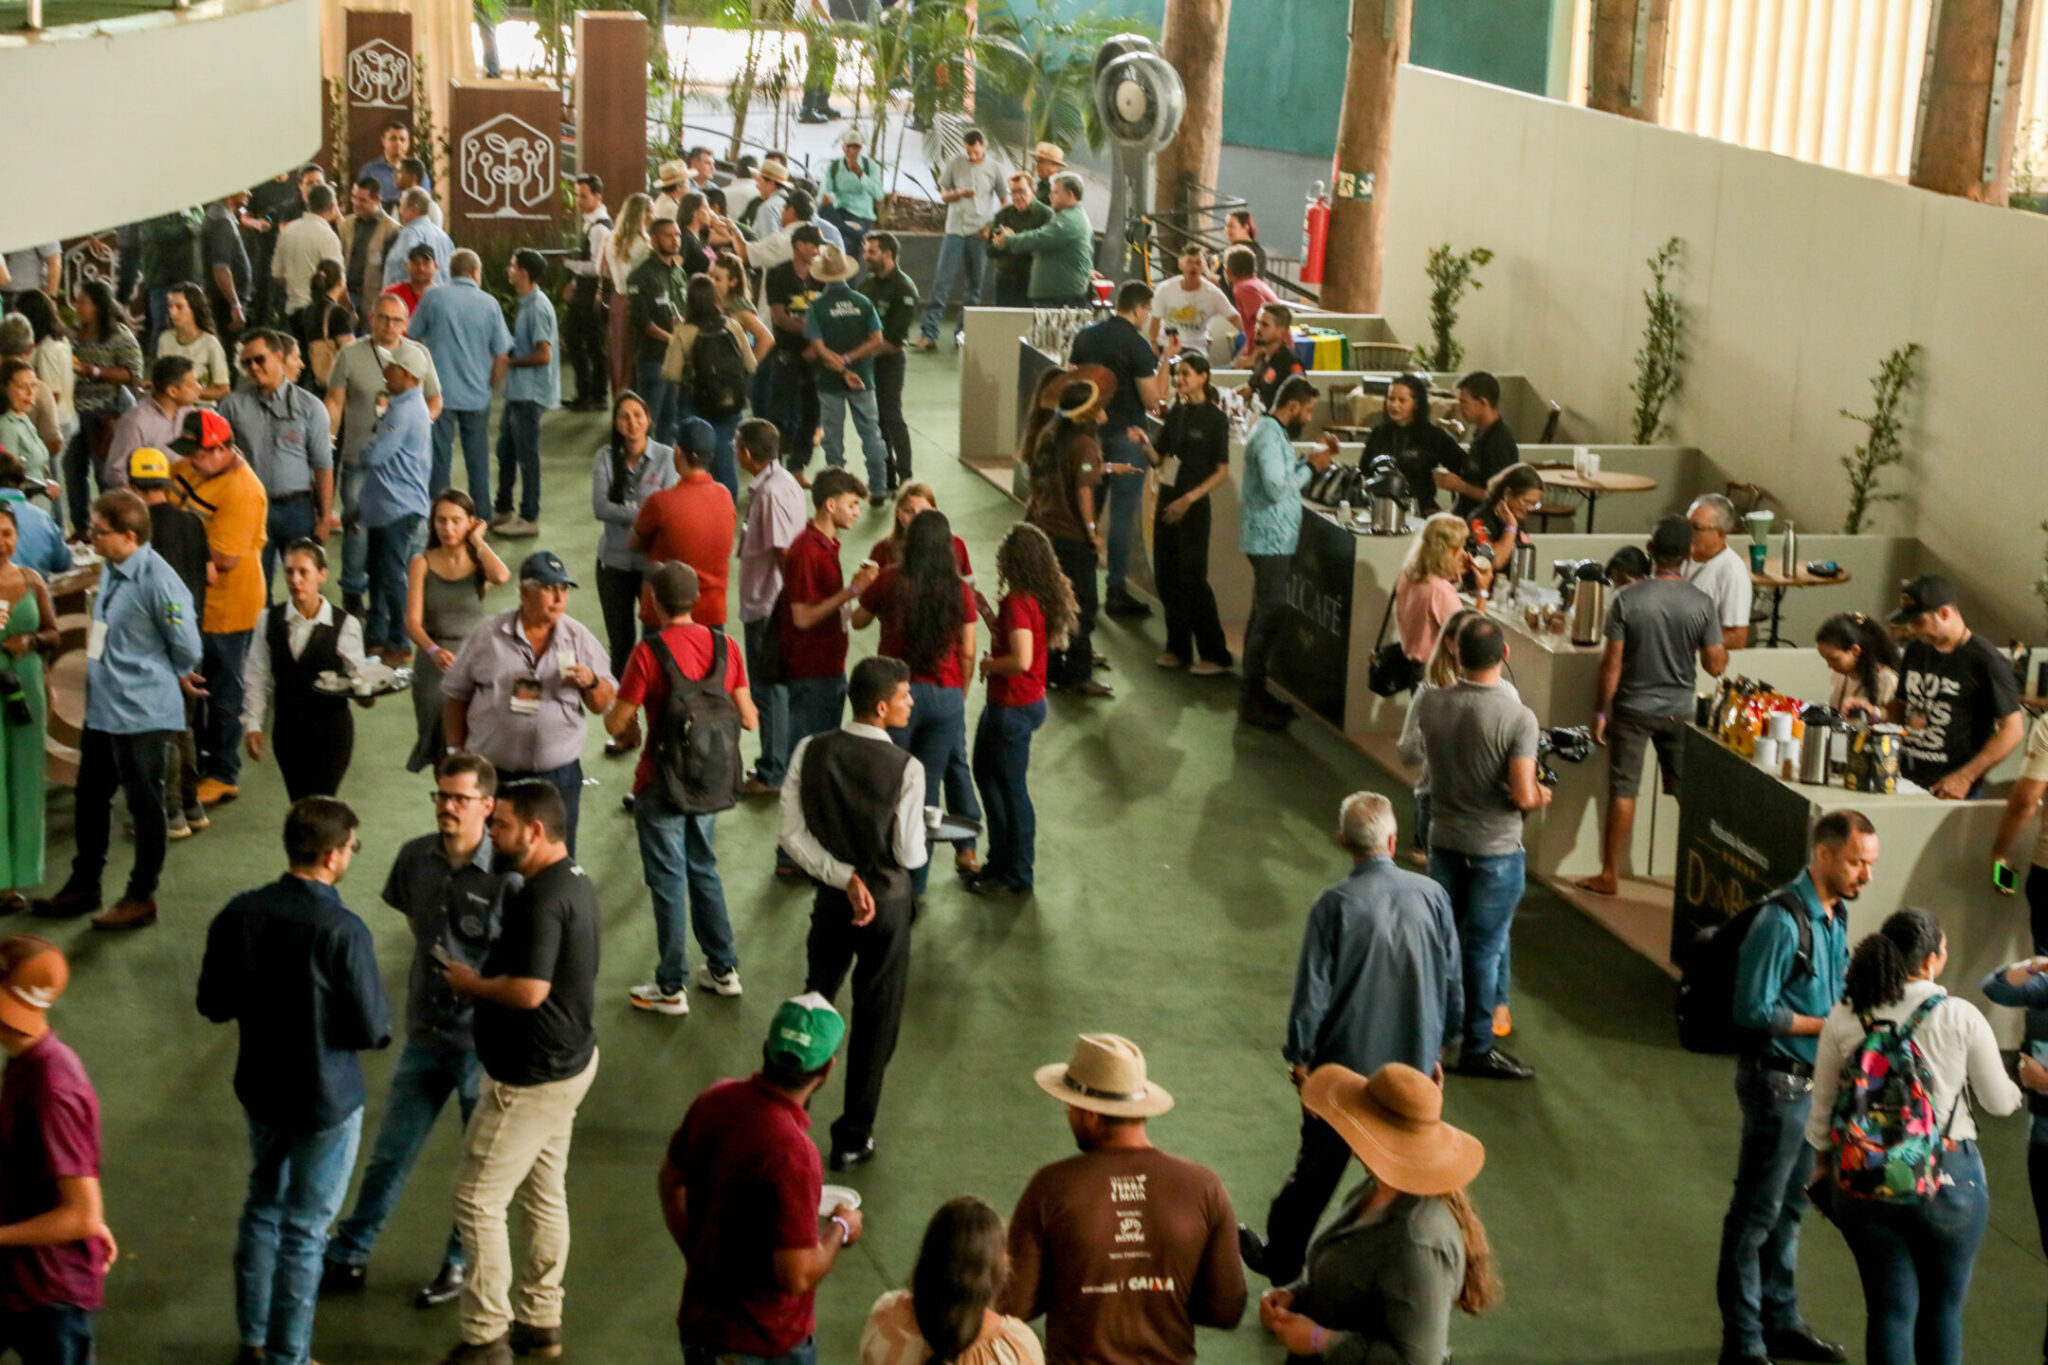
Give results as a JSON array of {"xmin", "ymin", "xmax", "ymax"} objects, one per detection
[
  {"xmin": 1411, "ymin": 617, "xmax": 1549, "ymax": 1080},
  {"xmin": 1580, "ymin": 515, "xmax": 1727, "ymax": 898}
]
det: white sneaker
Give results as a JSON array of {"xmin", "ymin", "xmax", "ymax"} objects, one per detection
[
  {"xmin": 628, "ymin": 983, "xmax": 689, "ymax": 1015},
  {"xmin": 1188, "ymin": 660, "xmax": 1230, "ymax": 677},
  {"xmin": 696, "ymin": 966, "xmax": 743, "ymax": 997}
]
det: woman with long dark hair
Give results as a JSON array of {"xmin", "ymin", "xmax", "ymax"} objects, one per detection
[
  {"xmin": 1364, "ymin": 373, "xmax": 1463, "ymax": 512},
  {"xmin": 1807, "ymin": 908, "xmax": 2022, "ymax": 1365},
  {"xmin": 1130, "ymin": 353, "xmax": 1231, "ymax": 673},
  {"xmin": 158, "ymin": 282, "xmax": 232, "ymax": 402},
  {"xmin": 64, "ymin": 278, "xmax": 143, "ymax": 534},
  {"xmin": 859, "ymin": 1196, "xmax": 1041, "ymax": 1365},
  {"xmin": 968, "ymin": 522, "xmax": 1076, "ymax": 896},
  {"xmin": 1467, "ymin": 462, "xmax": 1544, "ymax": 571},
  {"xmin": 404, "ymin": 489, "xmax": 510, "ymax": 770},
  {"xmin": 1024, "ymin": 378, "xmax": 1110, "ymax": 696},
  {"xmin": 591, "ymin": 392, "xmax": 678, "ymax": 725},
  {"xmin": 855, "ymin": 508, "xmax": 981, "ymax": 883},
  {"xmin": 665, "ymin": 273, "xmax": 754, "ymax": 500},
  {"xmin": 1815, "ymin": 612, "xmax": 1902, "ymax": 719},
  {"xmin": 293, "ymin": 259, "xmax": 357, "ymax": 395}
]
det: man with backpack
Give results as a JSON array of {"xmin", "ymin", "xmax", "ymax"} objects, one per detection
[
  {"xmin": 605, "ymin": 563, "xmax": 758, "ymax": 1018},
  {"xmin": 1714, "ymin": 809, "xmax": 1877, "ymax": 1365}
]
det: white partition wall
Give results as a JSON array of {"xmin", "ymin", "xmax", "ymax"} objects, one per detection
[
  {"xmin": 0, "ymin": 0, "xmax": 322, "ymax": 247},
  {"xmin": 1380, "ymin": 67, "xmax": 2048, "ymax": 641}
]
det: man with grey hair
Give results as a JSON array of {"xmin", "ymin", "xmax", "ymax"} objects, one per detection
[
  {"xmin": 382, "ymin": 187, "xmax": 454, "ymax": 291},
  {"xmin": 408, "ymin": 249, "xmax": 511, "ymax": 507},
  {"xmin": 1684, "ymin": 492, "xmax": 1754, "ymax": 649},
  {"xmin": 1237, "ymin": 789, "xmax": 1463, "ymax": 1285}
]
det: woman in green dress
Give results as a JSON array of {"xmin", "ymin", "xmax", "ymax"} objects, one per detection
[{"xmin": 0, "ymin": 504, "xmax": 59, "ymax": 913}]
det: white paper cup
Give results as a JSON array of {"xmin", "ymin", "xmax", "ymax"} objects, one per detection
[
  {"xmin": 1755, "ymin": 737, "xmax": 1780, "ymax": 770},
  {"xmin": 1768, "ymin": 713, "xmax": 1794, "ymax": 744}
]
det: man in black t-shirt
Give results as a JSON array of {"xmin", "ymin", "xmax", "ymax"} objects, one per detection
[
  {"xmin": 1069, "ymin": 281, "xmax": 1165, "ymax": 617},
  {"xmin": 440, "ymin": 779, "xmax": 599, "ymax": 1361},
  {"xmin": 1442, "ymin": 371, "xmax": 1519, "ymax": 517},
  {"xmin": 857, "ymin": 233, "xmax": 920, "ymax": 490},
  {"xmin": 765, "ymin": 226, "xmax": 824, "ymax": 474},
  {"xmin": 1888, "ymin": 574, "xmax": 2023, "ymax": 799},
  {"xmin": 1235, "ymin": 302, "xmax": 1305, "ymax": 411}
]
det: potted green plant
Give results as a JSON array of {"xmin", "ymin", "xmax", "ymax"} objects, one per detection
[{"xmin": 1839, "ymin": 342, "xmax": 1921, "ymax": 534}]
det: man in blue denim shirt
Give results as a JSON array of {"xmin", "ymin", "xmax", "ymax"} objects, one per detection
[
  {"xmin": 354, "ymin": 349, "xmax": 434, "ymax": 657},
  {"xmin": 1714, "ymin": 811, "xmax": 1871, "ymax": 1365},
  {"xmin": 493, "ymin": 251, "xmax": 559, "ymax": 536},
  {"xmin": 198, "ymin": 797, "xmax": 391, "ymax": 1365},
  {"xmin": 1240, "ymin": 791, "xmax": 1462, "ymax": 1285},
  {"xmin": 1236, "ymin": 376, "xmax": 1333, "ymax": 730},
  {"xmin": 33, "ymin": 490, "xmax": 201, "ymax": 931},
  {"xmin": 409, "ymin": 251, "xmax": 511, "ymax": 512},
  {"xmin": 323, "ymin": 753, "xmax": 512, "ymax": 1310}
]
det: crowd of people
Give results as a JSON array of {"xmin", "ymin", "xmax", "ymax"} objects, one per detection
[{"xmin": 4, "ymin": 109, "xmax": 2048, "ymax": 1365}]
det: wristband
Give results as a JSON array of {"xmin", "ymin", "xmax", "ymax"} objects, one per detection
[
  {"xmin": 831, "ymin": 1215, "xmax": 851, "ymax": 1243},
  {"xmin": 1310, "ymin": 1326, "xmax": 1326, "ymax": 1354}
]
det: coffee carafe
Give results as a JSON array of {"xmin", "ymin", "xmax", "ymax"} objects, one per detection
[
  {"xmin": 1364, "ymin": 455, "xmax": 1407, "ymax": 535},
  {"xmin": 1568, "ymin": 563, "xmax": 1610, "ymax": 646},
  {"xmin": 1798, "ymin": 705, "xmax": 1840, "ymax": 785}
]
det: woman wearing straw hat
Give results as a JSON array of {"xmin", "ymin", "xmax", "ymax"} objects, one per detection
[{"xmin": 1258, "ymin": 1063, "xmax": 1501, "ymax": 1365}]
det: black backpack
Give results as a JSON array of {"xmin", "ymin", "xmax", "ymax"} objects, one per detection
[
  {"xmin": 1675, "ymin": 891, "xmax": 1813, "ymax": 1053},
  {"xmin": 690, "ymin": 324, "xmax": 749, "ymax": 419},
  {"xmin": 649, "ymin": 631, "xmax": 742, "ymax": 815}
]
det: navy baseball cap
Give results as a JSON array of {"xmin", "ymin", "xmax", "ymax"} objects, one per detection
[
  {"xmin": 675, "ymin": 417, "xmax": 716, "ymax": 461},
  {"xmin": 518, "ymin": 550, "xmax": 578, "ymax": 589}
]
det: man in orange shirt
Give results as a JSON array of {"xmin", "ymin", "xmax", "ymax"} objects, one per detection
[
  {"xmin": 632, "ymin": 418, "xmax": 736, "ymax": 631},
  {"xmin": 169, "ymin": 409, "xmax": 269, "ymax": 806}
]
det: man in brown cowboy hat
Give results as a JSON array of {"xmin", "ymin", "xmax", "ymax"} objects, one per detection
[{"xmin": 1001, "ymin": 1034, "xmax": 1246, "ymax": 1365}]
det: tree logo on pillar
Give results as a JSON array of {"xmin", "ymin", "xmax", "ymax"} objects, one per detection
[
  {"xmin": 459, "ymin": 114, "xmax": 557, "ymax": 220},
  {"xmin": 347, "ymin": 38, "xmax": 413, "ymax": 109},
  {"xmin": 62, "ymin": 236, "xmax": 114, "ymax": 292}
]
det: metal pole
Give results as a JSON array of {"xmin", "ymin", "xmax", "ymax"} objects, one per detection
[{"xmin": 25, "ymin": 0, "xmax": 42, "ymax": 29}]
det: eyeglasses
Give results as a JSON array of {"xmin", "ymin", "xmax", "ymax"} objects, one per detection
[
  {"xmin": 86, "ymin": 524, "xmax": 115, "ymax": 539},
  {"xmin": 431, "ymin": 791, "xmax": 484, "ymax": 806}
]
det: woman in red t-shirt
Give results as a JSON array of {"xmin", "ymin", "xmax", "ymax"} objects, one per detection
[
  {"xmin": 870, "ymin": 482, "xmax": 973, "ymax": 579},
  {"xmin": 968, "ymin": 522, "xmax": 1077, "ymax": 895},
  {"xmin": 854, "ymin": 508, "xmax": 980, "ymax": 887}
]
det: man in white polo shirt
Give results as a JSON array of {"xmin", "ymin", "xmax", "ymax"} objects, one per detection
[{"xmin": 1683, "ymin": 493, "xmax": 1755, "ymax": 650}]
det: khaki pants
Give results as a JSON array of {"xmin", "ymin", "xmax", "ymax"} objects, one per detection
[{"xmin": 452, "ymin": 1051, "xmax": 599, "ymax": 1344}]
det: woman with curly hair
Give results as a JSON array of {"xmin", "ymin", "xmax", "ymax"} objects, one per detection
[
  {"xmin": 855, "ymin": 507, "xmax": 980, "ymax": 887},
  {"xmin": 968, "ymin": 521, "xmax": 1075, "ymax": 895},
  {"xmin": 157, "ymin": 283, "xmax": 232, "ymax": 402}
]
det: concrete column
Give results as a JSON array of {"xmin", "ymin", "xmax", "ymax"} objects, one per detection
[{"xmin": 575, "ymin": 11, "xmax": 650, "ymax": 207}]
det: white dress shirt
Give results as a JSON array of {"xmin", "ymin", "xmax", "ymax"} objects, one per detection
[
  {"xmin": 569, "ymin": 207, "xmax": 612, "ymax": 279},
  {"xmin": 241, "ymin": 598, "xmax": 368, "ymax": 734},
  {"xmin": 778, "ymin": 722, "xmax": 929, "ymax": 888}
]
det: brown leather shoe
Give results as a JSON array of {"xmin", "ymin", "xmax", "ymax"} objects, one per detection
[
  {"xmin": 90, "ymin": 899, "xmax": 158, "ymax": 931},
  {"xmin": 508, "ymin": 1321, "xmax": 563, "ymax": 1358},
  {"xmin": 436, "ymin": 1338, "xmax": 513, "ymax": 1365},
  {"xmin": 954, "ymin": 848, "xmax": 981, "ymax": 876},
  {"xmin": 29, "ymin": 887, "xmax": 100, "ymax": 919}
]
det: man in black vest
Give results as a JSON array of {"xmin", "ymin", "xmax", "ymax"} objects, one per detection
[{"xmin": 777, "ymin": 655, "xmax": 928, "ymax": 1171}]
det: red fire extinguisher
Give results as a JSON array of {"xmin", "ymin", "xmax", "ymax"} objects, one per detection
[{"xmin": 1301, "ymin": 180, "xmax": 1330, "ymax": 285}]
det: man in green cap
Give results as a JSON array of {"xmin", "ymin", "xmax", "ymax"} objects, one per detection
[{"xmin": 659, "ymin": 993, "xmax": 863, "ymax": 1364}]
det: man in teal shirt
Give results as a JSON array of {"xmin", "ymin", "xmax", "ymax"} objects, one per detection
[
  {"xmin": 992, "ymin": 174, "xmax": 1096, "ymax": 307},
  {"xmin": 803, "ymin": 246, "xmax": 890, "ymax": 498},
  {"xmin": 1238, "ymin": 375, "xmax": 1332, "ymax": 730},
  {"xmin": 1716, "ymin": 811, "xmax": 1872, "ymax": 1365}
]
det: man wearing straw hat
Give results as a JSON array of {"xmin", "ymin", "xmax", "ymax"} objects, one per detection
[
  {"xmin": 650, "ymin": 159, "xmax": 693, "ymax": 226},
  {"xmin": 1032, "ymin": 142, "xmax": 1066, "ymax": 205},
  {"xmin": 1002, "ymin": 1033, "xmax": 1247, "ymax": 1365},
  {"xmin": 803, "ymin": 246, "xmax": 893, "ymax": 498}
]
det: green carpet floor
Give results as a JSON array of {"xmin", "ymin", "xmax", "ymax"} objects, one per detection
[{"xmin": 41, "ymin": 351, "xmax": 2048, "ymax": 1362}]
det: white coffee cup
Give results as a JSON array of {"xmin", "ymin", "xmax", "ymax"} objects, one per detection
[
  {"xmin": 1583, "ymin": 451, "xmax": 1601, "ymax": 479},
  {"xmin": 1755, "ymin": 737, "xmax": 1780, "ymax": 770},
  {"xmin": 923, "ymin": 805, "xmax": 944, "ymax": 832}
]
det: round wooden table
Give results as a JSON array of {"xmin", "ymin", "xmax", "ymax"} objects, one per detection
[
  {"xmin": 1535, "ymin": 469, "xmax": 1658, "ymax": 532},
  {"xmin": 1750, "ymin": 567, "xmax": 1853, "ymax": 646}
]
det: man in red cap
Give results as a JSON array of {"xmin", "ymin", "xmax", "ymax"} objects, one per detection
[{"xmin": 0, "ymin": 935, "xmax": 116, "ymax": 1361}]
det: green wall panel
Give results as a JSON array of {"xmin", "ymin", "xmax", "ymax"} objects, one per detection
[{"xmin": 1411, "ymin": 0, "xmax": 1556, "ymax": 96}]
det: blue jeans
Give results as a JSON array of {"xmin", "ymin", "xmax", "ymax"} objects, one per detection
[
  {"xmin": 779, "ymin": 675, "xmax": 847, "ymax": 868},
  {"xmin": 817, "ymin": 384, "xmax": 890, "ymax": 493},
  {"xmin": 145, "ymin": 285, "xmax": 174, "ymax": 357},
  {"xmin": 338, "ymin": 464, "xmax": 369, "ymax": 597},
  {"xmin": 0, "ymin": 1304, "xmax": 95, "ymax": 1364},
  {"xmin": 918, "ymin": 233, "xmax": 987, "ymax": 341},
  {"xmin": 431, "ymin": 407, "xmax": 491, "ymax": 506},
  {"xmin": 1098, "ymin": 437, "xmax": 1148, "ymax": 595},
  {"xmin": 200, "ymin": 629, "xmax": 253, "ymax": 783},
  {"xmin": 326, "ymin": 1042, "xmax": 478, "ymax": 1270},
  {"xmin": 706, "ymin": 412, "xmax": 741, "ymax": 503},
  {"xmin": 1716, "ymin": 1057, "xmax": 1818, "ymax": 1357},
  {"xmin": 635, "ymin": 798, "xmax": 737, "ymax": 993},
  {"xmin": 1427, "ymin": 846, "xmax": 1524, "ymax": 1056},
  {"xmin": 1833, "ymin": 1140, "xmax": 1988, "ymax": 1365},
  {"xmin": 365, "ymin": 514, "xmax": 422, "ymax": 648},
  {"xmin": 742, "ymin": 617, "xmax": 789, "ymax": 786},
  {"xmin": 683, "ymin": 1336, "xmax": 816, "ymax": 1365},
  {"xmin": 235, "ymin": 1108, "xmax": 364, "ymax": 1365},
  {"xmin": 972, "ymin": 699, "xmax": 1045, "ymax": 889},
  {"xmin": 887, "ymin": 682, "xmax": 980, "ymax": 892},
  {"xmin": 637, "ymin": 360, "xmax": 680, "ymax": 448},
  {"xmin": 262, "ymin": 494, "xmax": 318, "ymax": 600},
  {"xmin": 494, "ymin": 399, "xmax": 543, "ymax": 522}
]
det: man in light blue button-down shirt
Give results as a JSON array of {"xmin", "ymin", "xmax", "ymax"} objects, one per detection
[
  {"xmin": 408, "ymin": 250, "xmax": 511, "ymax": 513},
  {"xmin": 220, "ymin": 329, "xmax": 333, "ymax": 595},
  {"xmin": 382, "ymin": 189, "xmax": 454, "ymax": 290},
  {"xmin": 34, "ymin": 489, "xmax": 202, "ymax": 929},
  {"xmin": 494, "ymin": 250, "xmax": 560, "ymax": 534},
  {"xmin": 1238, "ymin": 376, "xmax": 1333, "ymax": 729}
]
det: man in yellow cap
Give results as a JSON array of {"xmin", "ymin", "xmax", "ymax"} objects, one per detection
[
  {"xmin": 0, "ymin": 935, "xmax": 116, "ymax": 1360},
  {"xmin": 129, "ymin": 447, "xmax": 211, "ymax": 838}
]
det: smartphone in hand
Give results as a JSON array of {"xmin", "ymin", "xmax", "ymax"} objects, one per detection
[{"xmin": 428, "ymin": 942, "xmax": 454, "ymax": 969}]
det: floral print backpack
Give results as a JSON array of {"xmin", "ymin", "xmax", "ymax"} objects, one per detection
[{"xmin": 1827, "ymin": 995, "xmax": 1953, "ymax": 1202}]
